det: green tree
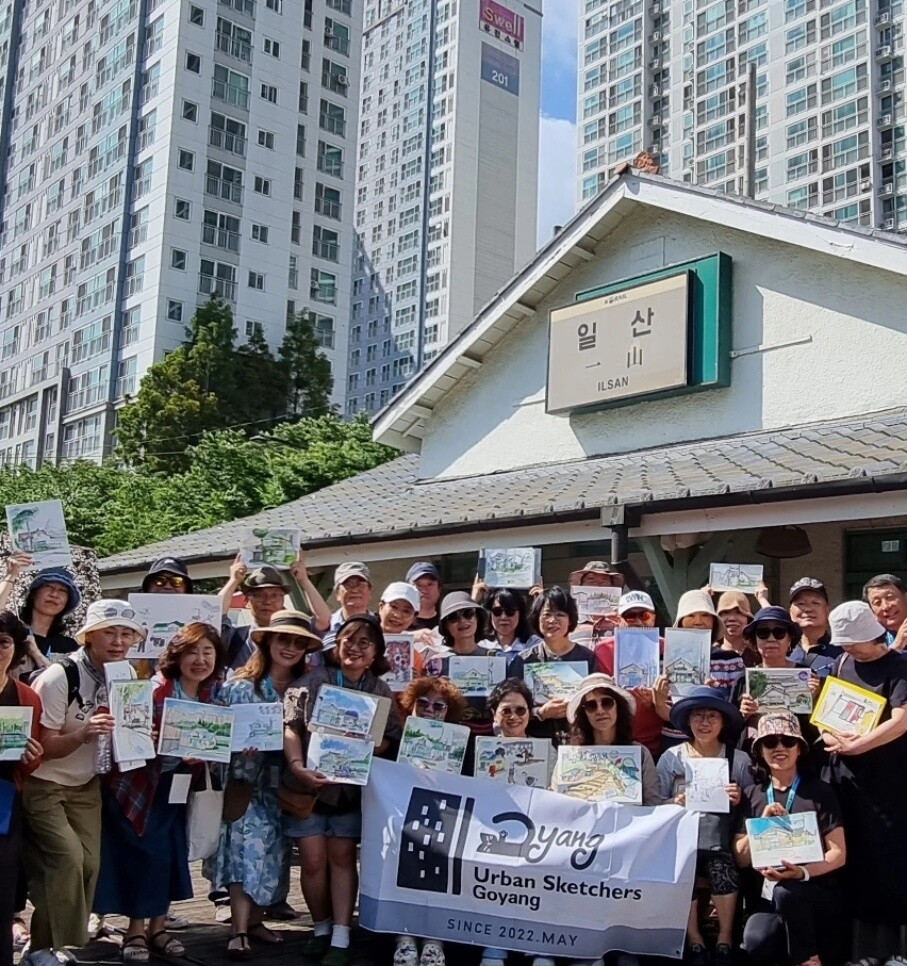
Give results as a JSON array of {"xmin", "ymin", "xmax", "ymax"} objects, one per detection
[{"xmin": 279, "ymin": 310, "xmax": 334, "ymax": 420}]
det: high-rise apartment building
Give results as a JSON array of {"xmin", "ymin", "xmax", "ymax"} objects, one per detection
[
  {"xmin": 578, "ymin": 0, "xmax": 904, "ymax": 232},
  {"xmin": 345, "ymin": 0, "xmax": 541, "ymax": 416},
  {"xmin": 0, "ymin": 0, "xmax": 359, "ymax": 466}
]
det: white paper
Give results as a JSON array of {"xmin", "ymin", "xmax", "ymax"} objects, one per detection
[
  {"xmin": 746, "ymin": 667, "xmax": 813, "ymax": 716},
  {"xmin": 555, "ymin": 745, "xmax": 643, "ymax": 804},
  {"xmin": 663, "ymin": 628, "xmax": 711, "ymax": 696},
  {"xmin": 709, "ymin": 563, "xmax": 764, "ymax": 594},
  {"xmin": 447, "ymin": 655, "xmax": 507, "ymax": 697},
  {"xmin": 109, "ymin": 679, "xmax": 155, "ymax": 763},
  {"xmin": 746, "ymin": 811, "xmax": 825, "ymax": 868},
  {"xmin": 474, "ymin": 736, "xmax": 551, "ymax": 788},
  {"xmin": 0, "ymin": 707, "xmax": 33, "ymax": 761},
  {"xmin": 6, "ymin": 499, "xmax": 72, "ymax": 568},
  {"xmin": 397, "ymin": 716, "xmax": 470, "ymax": 774},
  {"xmin": 309, "ymin": 685, "xmax": 379, "ymax": 740},
  {"xmin": 126, "ymin": 594, "xmax": 222, "ymax": 659},
  {"xmin": 238, "ymin": 527, "xmax": 301, "ymax": 569},
  {"xmin": 683, "ymin": 757, "xmax": 729, "ymax": 813},
  {"xmin": 571, "ymin": 585, "xmax": 621, "ymax": 623},
  {"xmin": 158, "ymin": 698, "xmax": 234, "ymax": 764},
  {"xmin": 230, "ymin": 702, "xmax": 284, "ymax": 751},
  {"xmin": 479, "ymin": 547, "xmax": 541, "ymax": 588},
  {"xmin": 308, "ymin": 731, "xmax": 374, "ymax": 785},
  {"xmin": 168, "ymin": 773, "xmax": 192, "ymax": 804},
  {"xmin": 614, "ymin": 628, "xmax": 660, "ymax": 689},
  {"xmin": 522, "ymin": 661, "xmax": 588, "ymax": 702},
  {"xmin": 382, "ymin": 635, "xmax": 415, "ymax": 692}
]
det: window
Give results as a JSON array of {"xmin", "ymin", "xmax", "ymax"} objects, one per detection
[
  {"xmin": 264, "ymin": 38, "xmax": 280, "ymax": 57},
  {"xmin": 182, "ymin": 100, "xmax": 198, "ymax": 122},
  {"xmin": 175, "ymin": 199, "xmax": 191, "ymax": 219},
  {"xmin": 248, "ymin": 271, "xmax": 265, "ymax": 289},
  {"xmin": 261, "ymin": 83, "xmax": 277, "ymax": 103},
  {"xmin": 203, "ymin": 209, "xmax": 241, "ymax": 251},
  {"xmin": 210, "ymin": 111, "xmax": 246, "ymax": 155},
  {"xmin": 167, "ymin": 299, "xmax": 183, "ymax": 321},
  {"xmin": 212, "ymin": 65, "xmax": 250, "ymax": 109},
  {"xmin": 171, "ymin": 248, "xmax": 187, "ymax": 270},
  {"xmin": 321, "ymin": 58, "xmax": 348, "ymax": 95},
  {"xmin": 251, "ymin": 223, "xmax": 269, "ymax": 242},
  {"xmin": 317, "ymin": 140, "xmax": 343, "ymax": 177},
  {"xmin": 319, "ymin": 99, "xmax": 346, "ymax": 136},
  {"xmin": 313, "ymin": 225, "xmax": 339, "ymax": 261},
  {"xmin": 325, "ymin": 18, "xmax": 350, "ymax": 56},
  {"xmin": 253, "ymin": 176, "xmax": 271, "ymax": 196},
  {"xmin": 185, "ymin": 52, "xmax": 201, "ymax": 73},
  {"xmin": 258, "ymin": 130, "xmax": 275, "ymax": 148},
  {"xmin": 206, "ymin": 160, "xmax": 243, "ymax": 202},
  {"xmin": 315, "ymin": 183, "xmax": 341, "ymax": 219},
  {"xmin": 189, "ymin": 5, "xmax": 204, "ymax": 25},
  {"xmin": 310, "ymin": 269, "xmax": 336, "ymax": 303},
  {"xmin": 178, "ymin": 149, "xmax": 194, "ymax": 170},
  {"xmin": 266, "ymin": 0, "xmax": 282, "ymax": 9}
]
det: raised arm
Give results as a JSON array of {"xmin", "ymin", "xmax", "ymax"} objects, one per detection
[{"xmin": 290, "ymin": 550, "xmax": 332, "ymax": 632}]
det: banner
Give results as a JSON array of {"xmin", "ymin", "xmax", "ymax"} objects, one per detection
[{"xmin": 361, "ymin": 760, "xmax": 698, "ymax": 959}]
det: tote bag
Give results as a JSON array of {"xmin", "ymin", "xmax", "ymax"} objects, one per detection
[{"xmin": 186, "ymin": 765, "xmax": 224, "ymax": 861}]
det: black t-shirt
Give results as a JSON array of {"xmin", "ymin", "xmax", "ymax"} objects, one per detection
[
  {"xmin": 412, "ymin": 614, "xmax": 439, "ymax": 631},
  {"xmin": 34, "ymin": 631, "xmax": 78, "ymax": 657}
]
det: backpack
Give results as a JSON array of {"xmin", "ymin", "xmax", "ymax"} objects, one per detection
[{"xmin": 25, "ymin": 657, "xmax": 84, "ymax": 710}]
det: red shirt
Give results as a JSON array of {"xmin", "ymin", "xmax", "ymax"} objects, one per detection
[{"xmin": 593, "ymin": 636, "xmax": 665, "ymax": 758}]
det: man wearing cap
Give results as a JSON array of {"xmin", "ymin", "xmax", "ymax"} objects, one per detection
[
  {"xmin": 405, "ymin": 562, "xmax": 442, "ymax": 630},
  {"xmin": 863, "ymin": 572, "xmax": 907, "ymax": 651},
  {"xmin": 592, "ymin": 590, "xmax": 671, "ymax": 758},
  {"xmin": 22, "ymin": 600, "xmax": 145, "ymax": 953},
  {"xmin": 787, "ymin": 577, "xmax": 841, "ymax": 677},
  {"xmin": 569, "ymin": 561, "xmax": 625, "ymax": 649},
  {"xmin": 142, "ymin": 557, "xmax": 194, "ymax": 595},
  {"xmin": 321, "ymin": 562, "xmax": 377, "ymax": 651},
  {"xmin": 822, "ymin": 601, "xmax": 907, "ymax": 948}
]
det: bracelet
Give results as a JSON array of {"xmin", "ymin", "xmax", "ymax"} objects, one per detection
[{"xmin": 800, "ymin": 866, "xmax": 810, "ymax": 882}]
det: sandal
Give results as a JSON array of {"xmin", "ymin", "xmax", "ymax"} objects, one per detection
[
  {"xmin": 122, "ymin": 936, "xmax": 150, "ymax": 964},
  {"xmin": 147, "ymin": 930, "xmax": 185, "ymax": 958},
  {"xmin": 227, "ymin": 934, "xmax": 251, "ymax": 961},
  {"xmin": 12, "ymin": 917, "xmax": 29, "ymax": 952},
  {"xmin": 247, "ymin": 923, "xmax": 284, "ymax": 945},
  {"xmin": 394, "ymin": 936, "xmax": 418, "ymax": 966}
]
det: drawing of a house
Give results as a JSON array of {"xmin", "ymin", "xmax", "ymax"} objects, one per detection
[
  {"xmin": 457, "ymin": 668, "xmax": 489, "ymax": 692},
  {"xmin": 830, "ymin": 696, "xmax": 868, "ymax": 727},
  {"xmin": 621, "ymin": 662, "xmax": 648, "ymax": 688},
  {"xmin": 149, "ymin": 620, "xmax": 184, "ymax": 651},
  {"xmin": 667, "ymin": 657, "xmax": 701, "ymax": 684}
]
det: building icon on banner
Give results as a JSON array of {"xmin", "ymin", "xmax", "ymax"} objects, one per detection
[{"xmin": 396, "ymin": 788, "xmax": 475, "ymax": 896}]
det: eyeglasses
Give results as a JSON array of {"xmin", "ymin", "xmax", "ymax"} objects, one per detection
[
  {"xmin": 497, "ymin": 705, "xmax": 528, "ymax": 717},
  {"xmin": 582, "ymin": 696, "xmax": 617, "ymax": 713},
  {"xmin": 755, "ymin": 626, "xmax": 789, "ymax": 641},
  {"xmin": 417, "ymin": 697, "xmax": 448, "ymax": 714},
  {"xmin": 342, "ymin": 640, "xmax": 376, "ymax": 654},
  {"xmin": 760, "ymin": 735, "xmax": 800, "ymax": 750},
  {"xmin": 491, "ymin": 606, "xmax": 517, "ymax": 618},
  {"xmin": 150, "ymin": 574, "xmax": 186, "ymax": 589},
  {"xmin": 690, "ymin": 710, "xmax": 722, "ymax": 723}
]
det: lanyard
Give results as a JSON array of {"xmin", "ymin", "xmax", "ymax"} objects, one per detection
[
  {"xmin": 766, "ymin": 774, "xmax": 801, "ymax": 812},
  {"xmin": 335, "ymin": 669, "xmax": 365, "ymax": 691}
]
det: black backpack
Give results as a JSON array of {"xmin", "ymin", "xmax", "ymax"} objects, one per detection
[{"xmin": 25, "ymin": 658, "xmax": 84, "ymax": 710}]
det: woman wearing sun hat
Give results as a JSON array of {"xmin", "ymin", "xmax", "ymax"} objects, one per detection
[
  {"xmin": 657, "ymin": 686, "xmax": 751, "ymax": 966},
  {"xmin": 21, "ymin": 600, "xmax": 145, "ymax": 953},
  {"xmin": 735, "ymin": 711, "xmax": 846, "ymax": 966},
  {"xmin": 205, "ymin": 610, "xmax": 322, "ymax": 960}
]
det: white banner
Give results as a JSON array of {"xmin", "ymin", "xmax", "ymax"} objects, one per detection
[{"xmin": 361, "ymin": 759, "xmax": 698, "ymax": 959}]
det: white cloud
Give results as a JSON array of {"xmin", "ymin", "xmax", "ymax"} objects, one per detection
[{"xmin": 536, "ymin": 114, "xmax": 577, "ymax": 249}]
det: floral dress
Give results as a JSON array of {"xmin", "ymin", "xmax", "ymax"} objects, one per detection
[{"xmin": 203, "ymin": 677, "xmax": 287, "ymax": 907}]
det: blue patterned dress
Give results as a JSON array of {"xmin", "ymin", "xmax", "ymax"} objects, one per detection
[{"xmin": 202, "ymin": 677, "xmax": 287, "ymax": 907}]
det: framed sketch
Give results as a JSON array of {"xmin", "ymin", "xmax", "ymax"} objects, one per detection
[
  {"xmin": 479, "ymin": 547, "xmax": 541, "ymax": 588},
  {"xmin": 746, "ymin": 667, "xmax": 813, "ymax": 716},
  {"xmin": 554, "ymin": 745, "xmax": 642, "ymax": 804},
  {"xmin": 308, "ymin": 732, "xmax": 374, "ymax": 785},
  {"xmin": 238, "ymin": 527, "xmax": 300, "ymax": 569},
  {"xmin": 709, "ymin": 563, "xmax": 763, "ymax": 595},
  {"xmin": 614, "ymin": 628, "xmax": 660, "ymax": 690},
  {"xmin": 522, "ymin": 661, "xmax": 587, "ymax": 703},
  {"xmin": 810, "ymin": 676, "xmax": 886, "ymax": 737},
  {"xmin": 746, "ymin": 812, "xmax": 825, "ymax": 868},
  {"xmin": 382, "ymin": 635, "xmax": 415, "ymax": 693},
  {"xmin": 0, "ymin": 707, "xmax": 33, "ymax": 762},
  {"xmin": 663, "ymin": 628, "xmax": 711, "ymax": 695},
  {"xmin": 397, "ymin": 716, "xmax": 470, "ymax": 774},
  {"xmin": 571, "ymin": 585, "xmax": 621, "ymax": 624},
  {"xmin": 126, "ymin": 594, "xmax": 222, "ymax": 660},
  {"xmin": 448, "ymin": 655, "xmax": 507, "ymax": 697},
  {"xmin": 6, "ymin": 499, "xmax": 72, "ymax": 568},
  {"xmin": 474, "ymin": 736, "xmax": 551, "ymax": 787}
]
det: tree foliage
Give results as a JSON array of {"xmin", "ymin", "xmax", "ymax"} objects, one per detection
[{"xmin": 0, "ymin": 416, "xmax": 398, "ymax": 557}]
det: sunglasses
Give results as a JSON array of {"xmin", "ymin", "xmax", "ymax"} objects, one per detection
[
  {"xmin": 622, "ymin": 610, "xmax": 651, "ymax": 621},
  {"xmin": 497, "ymin": 705, "xmax": 528, "ymax": 717},
  {"xmin": 582, "ymin": 695, "xmax": 617, "ymax": 713},
  {"xmin": 453, "ymin": 608, "xmax": 477, "ymax": 621},
  {"xmin": 491, "ymin": 606, "xmax": 517, "ymax": 618},
  {"xmin": 755, "ymin": 626, "xmax": 789, "ymax": 641},
  {"xmin": 150, "ymin": 574, "xmax": 186, "ymax": 589},
  {"xmin": 760, "ymin": 735, "xmax": 800, "ymax": 750},
  {"xmin": 417, "ymin": 697, "xmax": 447, "ymax": 714}
]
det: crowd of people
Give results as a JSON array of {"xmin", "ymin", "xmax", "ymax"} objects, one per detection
[{"xmin": 1, "ymin": 550, "xmax": 906, "ymax": 966}]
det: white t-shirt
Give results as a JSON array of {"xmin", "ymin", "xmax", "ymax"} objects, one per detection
[{"xmin": 31, "ymin": 659, "xmax": 105, "ymax": 787}]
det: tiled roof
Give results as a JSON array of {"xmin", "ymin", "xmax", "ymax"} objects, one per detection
[{"xmin": 99, "ymin": 408, "xmax": 907, "ymax": 574}]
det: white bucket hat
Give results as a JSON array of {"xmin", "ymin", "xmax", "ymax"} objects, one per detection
[
  {"xmin": 828, "ymin": 601, "xmax": 886, "ymax": 647},
  {"xmin": 674, "ymin": 589, "xmax": 725, "ymax": 639},
  {"xmin": 380, "ymin": 581, "xmax": 421, "ymax": 611},
  {"xmin": 566, "ymin": 672, "xmax": 637, "ymax": 723},
  {"xmin": 75, "ymin": 599, "xmax": 146, "ymax": 645}
]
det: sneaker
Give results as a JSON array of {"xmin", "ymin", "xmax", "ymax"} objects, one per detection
[
  {"xmin": 214, "ymin": 905, "xmax": 232, "ymax": 924},
  {"xmin": 394, "ymin": 937, "xmax": 419, "ymax": 966},
  {"xmin": 165, "ymin": 913, "xmax": 189, "ymax": 931},
  {"xmin": 419, "ymin": 940, "xmax": 445, "ymax": 966}
]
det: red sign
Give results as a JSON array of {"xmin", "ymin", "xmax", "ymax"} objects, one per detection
[{"xmin": 480, "ymin": 0, "xmax": 525, "ymax": 50}]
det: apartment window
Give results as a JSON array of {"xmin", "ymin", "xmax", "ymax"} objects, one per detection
[
  {"xmin": 258, "ymin": 130, "xmax": 275, "ymax": 149},
  {"xmin": 253, "ymin": 176, "xmax": 271, "ymax": 196},
  {"xmin": 264, "ymin": 38, "xmax": 280, "ymax": 57},
  {"xmin": 317, "ymin": 141, "xmax": 343, "ymax": 177},
  {"xmin": 266, "ymin": 0, "xmax": 282, "ymax": 10},
  {"xmin": 298, "ymin": 82, "xmax": 309, "ymax": 113},
  {"xmin": 315, "ymin": 183, "xmax": 341, "ymax": 219},
  {"xmin": 203, "ymin": 210, "xmax": 241, "ymax": 251},
  {"xmin": 212, "ymin": 65, "xmax": 250, "ymax": 109},
  {"xmin": 167, "ymin": 299, "xmax": 183, "ymax": 321},
  {"xmin": 185, "ymin": 52, "xmax": 201, "ymax": 73},
  {"xmin": 216, "ymin": 17, "xmax": 252, "ymax": 60},
  {"xmin": 310, "ymin": 269, "xmax": 336, "ymax": 303},
  {"xmin": 261, "ymin": 83, "xmax": 277, "ymax": 103},
  {"xmin": 296, "ymin": 124, "xmax": 306, "ymax": 156},
  {"xmin": 189, "ymin": 5, "xmax": 204, "ymax": 25},
  {"xmin": 294, "ymin": 167, "xmax": 304, "ymax": 200},
  {"xmin": 326, "ymin": 0, "xmax": 351, "ymax": 12},
  {"xmin": 248, "ymin": 271, "xmax": 265, "ymax": 290},
  {"xmin": 178, "ymin": 149, "xmax": 194, "ymax": 170},
  {"xmin": 786, "ymin": 84, "xmax": 816, "ymax": 117},
  {"xmin": 199, "ymin": 259, "xmax": 237, "ymax": 300},
  {"xmin": 171, "ymin": 248, "xmax": 187, "ymax": 270},
  {"xmin": 313, "ymin": 225, "xmax": 339, "ymax": 261},
  {"xmin": 182, "ymin": 100, "xmax": 198, "ymax": 122},
  {"xmin": 175, "ymin": 199, "xmax": 191, "ymax": 219},
  {"xmin": 207, "ymin": 160, "xmax": 243, "ymax": 202},
  {"xmin": 319, "ymin": 99, "xmax": 346, "ymax": 136},
  {"xmin": 321, "ymin": 58, "xmax": 348, "ymax": 95},
  {"xmin": 325, "ymin": 18, "xmax": 350, "ymax": 56},
  {"xmin": 251, "ymin": 223, "xmax": 269, "ymax": 242},
  {"xmin": 210, "ymin": 112, "xmax": 247, "ymax": 155}
]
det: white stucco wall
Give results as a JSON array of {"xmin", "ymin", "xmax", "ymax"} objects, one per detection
[{"xmin": 418, "ymin": 204, "xmax": 907, "ymax": 481}]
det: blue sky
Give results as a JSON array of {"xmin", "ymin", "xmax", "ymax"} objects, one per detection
[{"xmin": 536, "ymin": 0, "xmax": 579, "ymax": 248}]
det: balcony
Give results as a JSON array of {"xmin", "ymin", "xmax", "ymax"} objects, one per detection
[
  {"xmin": 202, "ymin": 225, "xmax": 241, "ymax": 252},
  {"xmin": 212, "ymin": 79, "xmax": 249, "ymax": 109},
  {"xmin": 198, "ymin": 274, "xmax": 237, "ymax": 301},
  {"xmin": 208, "ymin": 126, "xmax": 246, "ymax": 156},
  {"xmin": 205, "ymin": 175, "xmax": 243, "ymax": 203},
  {"xmin": 215, "ymin": 31, "xmax": 252, "ymax": 62}
]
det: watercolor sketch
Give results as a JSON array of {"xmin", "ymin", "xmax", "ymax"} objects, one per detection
[
  {"xmin": 6, "ymin": 499, "xmax": 72, "ymax": 568},
  {"xmin": 309, "ymin": 685, "xmax": 381, "ymax": 741},
  {"xmin": 382, "ymin": 635, "xmax": 415, "ymax": 692},
  {"xmin": 308, "ymin": 732, "xmax": 374, "ymax": 785},
  {"xmin": 683, "ymin": 757, "xmax": 730, "ymax": 813},
  {"xmin": 810, "ymin": 677, "xmax": 886, "ymax": 737},
  {"xmin": 110, "ymin": 680, "xmax": 155, "ymax": 763},
  {"xmin": 522, "ymin": 661, "xmax": 588, "ymax": 703},
  {"xmin": 126, "ymin": 594, "xmax": 222, "ymax": 659},
  {"xmin": 479, "ymin": 547, "xmax": 541, "ymax": 588},
  {"xmin": 664, "ymin": 628, "xmax": 711, "ymax": 695},
  {"xmin": 571, "ymin": 585, "xmax": 621, "ymax": 623},
  {"xmin": 398, "ymin": 716, "xmax": 469, "ymax": 774},
  {"xmin": 238, "ymin": 527, "xmax": 300, "ymax": 569},
  {"xmin": 448, "ymin": 656, "xmax": 507, "ymax": 697},
  {"xmin": 231, "ymin": 702, "xmax": 284, "ymax": 752},
  {"xmin": 555, "ymin": 745, "xmax": 642, "ymax": 804},
  {"xmin": 474, "ymin": 736, "xmax": 551, "ymax": 787},
  {"xmin": 158, "ymin": 698, "xmax": 234, "ymax": 764},
  {"xmin": 747, "ymin": 668, "xmax": 813, "ymax": 716},
  {"xmin": 746, "ymin": 812, "xmax": 825, "ymax": 868},
  {"xmin": 709, "ymin": 563, "xmax": 764, "ymax": 594},
  {"xmin": 614, "ymin": 628, "xmax": 660, "ymax": 690},
  {"xmin": 0, "ymin": 707, "xmax": 33, "ymax": 762}
]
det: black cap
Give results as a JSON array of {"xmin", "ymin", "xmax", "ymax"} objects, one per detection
[
  {"xmin": 142, "ymin": 557, "xmax": 194, "ymax": 593},
  {"xmin": 788, "ymin": 577, "xmax": 828, "ymax": 604},
  {"xmin": 241, "ymin": 565, "xmax": 289, "ymax": 592},
  {"xmin": 335, "ymin": 613, "xmax": 386, "ymax": 657}
]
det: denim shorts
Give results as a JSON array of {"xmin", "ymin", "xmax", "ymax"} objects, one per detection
[{"xmin": 283, "ymin": 808, "xmax": 362, "ymax": 840}]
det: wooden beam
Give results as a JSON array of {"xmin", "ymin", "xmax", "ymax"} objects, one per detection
[
  {"xmin": 459, "ymin": 354, "xmax": 482, "ymax": 369},
  {"xmin": 638, "ymin": 533, "xmax": 730, "ymax": 615},
  {"xmin": 571, "ymin": 245, "xmax": 595, "ymax": 261}
]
